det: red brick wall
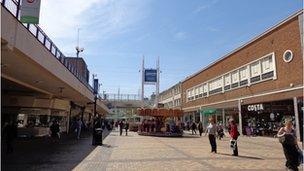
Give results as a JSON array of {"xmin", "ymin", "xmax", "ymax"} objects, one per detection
[{"xmin": 182, "ymin": 15, "xmax": 303, "ymax": 109}]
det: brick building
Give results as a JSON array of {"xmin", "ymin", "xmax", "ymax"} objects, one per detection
[{"xmin": 181, "ymin": 10, "xmax": 303, "ymax": 140}]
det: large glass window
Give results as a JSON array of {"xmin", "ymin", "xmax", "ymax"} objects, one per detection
[
  {"xmin": 239, "ymin": 67, "xmax": 249, "ymax": 86},
  {"xmin": 209, "ymin": 77, "xmax": 222, "ymax": 95},
  {"xmin": 224, "ymin": 74, "xmax": 231, "ymax": 90},
  {"xmin": 250, "ymin": 61, "xmax": 261, "ymax": 77},
  {"xmin": 186, "ymin": 53, "xmax": 276, "ymax": 100}
]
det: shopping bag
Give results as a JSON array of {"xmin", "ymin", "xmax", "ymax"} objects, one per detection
[{"xmin": 230, "ymin": 139, "xmax": 237, "ymax": 150}]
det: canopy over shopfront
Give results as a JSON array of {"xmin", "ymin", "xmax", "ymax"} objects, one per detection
[
  {"xmin": 200, "ymin": 108, "xmax": 217, "ymax": 116},
  {"xmin": 137, "ymin": 108, "xmax": 183, "ymax": 117}
]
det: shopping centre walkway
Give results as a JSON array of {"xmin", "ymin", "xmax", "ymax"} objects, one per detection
[
  {"xmin": 74, "ymin": 131, "xmax": 303, "ymax": 171},
  {"xmin": 2, "ymin": 130, "xmax": 110, "ymax": 171}
]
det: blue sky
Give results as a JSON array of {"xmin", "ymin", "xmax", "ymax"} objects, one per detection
[{"xmin": 39, "ymin": 0, "xmax": 302, "ymax": 97}]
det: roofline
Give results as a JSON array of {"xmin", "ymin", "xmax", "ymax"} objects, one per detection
[
  {"xmin": 160, "ymin": 81, "xmax": 181, "ymax": 95},
  {"xmin": 182, "ymin": 9, "xmax": 303, "ymax": 83}
]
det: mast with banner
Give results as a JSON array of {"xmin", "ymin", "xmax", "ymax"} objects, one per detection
[{"xmin": 141, "ymin": 56, "xmax": 160, "ymax": 107}]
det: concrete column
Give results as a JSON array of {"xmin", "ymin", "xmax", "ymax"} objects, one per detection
[
  {"xmin": 199, "ymin": 112, "xmax": 203, "ymax": 123},
  {"xmin": 222, "ymin": 108, "xmax": 225, "ymax": 126},
  {"xmin": 192, "ymin": 113, "xmax": 195, "ymax": 122},
  {"xmin": 238, "ymin": 99, "xmax": 243, "ymax": 135},
  {"xmin": 202, "ymin": 108, "xmax": 205, "ymax": 128},
  {"xmin": 293, "ymin": 97, "xmax": 301, "ymax": 141}
]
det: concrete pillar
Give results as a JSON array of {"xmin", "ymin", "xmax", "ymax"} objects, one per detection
[
  {"xmin": 238, "ymin": 99, "xmax": 243, "ymax": 135},
  {"xmin": 293, "ymin": 97, "xmax": 301, "ymax": 141},
  {"xmin": 222, "ymin": 108, "xmax": 225, "ymax": 126},
  {"xmin": 192, "ymin": 113, "xmax": 195, "ymax": 122},
  {"xmin": 202, "ymin": 108, "xmax": 206, "ymax": 128},
  {"xmin": 199, "ymin": 111, "xmax": 203, "ymax": 122}
]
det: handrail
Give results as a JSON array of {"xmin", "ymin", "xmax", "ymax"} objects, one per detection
[{"xmin": 1, "ymin": 0, "xmax": 94, "ymax": 93}]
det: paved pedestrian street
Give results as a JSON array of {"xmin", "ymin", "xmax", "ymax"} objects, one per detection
[{"xmin": 73, "ymin": 131, "xmax": 303, "ymax": 171}]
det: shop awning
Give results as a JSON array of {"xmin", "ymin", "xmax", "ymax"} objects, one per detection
[{"xmin": 200, "ymin": 109, "xmax": 217, "ymax": 116}]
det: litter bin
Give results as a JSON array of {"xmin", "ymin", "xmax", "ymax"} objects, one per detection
[{"xmin": 93, "ymin": 128, "xmax": 103, "ymax": 145}]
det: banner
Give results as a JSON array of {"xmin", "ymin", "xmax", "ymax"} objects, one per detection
[
  {"xmin": 144, "ymin": 69, "xmax": 157, "ymax": 83},
  {"xmin": 20, "ymin": 0, "xmax": 41, "ymax": 24},
  {"xmin": 93, "ymin": 79, "xmax": 99, "ymax": 95}
]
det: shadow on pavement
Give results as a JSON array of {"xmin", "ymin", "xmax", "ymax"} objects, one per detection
[
  {"xmin": 2, "ymin": 129, "xmax": 111, "ymax": 171},
  {"xmin": 216, "ymin": 152, "xmax": 264, "ymax": 160}
]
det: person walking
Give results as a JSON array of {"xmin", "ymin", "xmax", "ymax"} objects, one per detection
[
  {"xmin": 125, "ymin": 121, "xmax": 129, "ymax": 136},
  {"xmin": 217, "ymin": 124, "xmax": 224, "ymax": 140},
  {"xmin": 198, "ymin": 121, "xmax": 203, "ymax": 136},
  {"xmin": 3, "ymin": 121, "xmax": 17, "ymax": 154},
  {"xmin": 229, "ymin": 119, "xmax": 239, "ymax": 156},
  {"xmin": 76, "ymin": 118, "xmax": 83, "ymax": 140},
  {"xmin": 191, "ymin": 121, "xmax": 197, "ymax": 135},
  {"xmin": 50, "ymin": 120, "xmax": 60, "ymax": 142},
  {"xmin": 277, "ymin": 119, "xmax": 301, "ymax": 171},
  {"xmin": 119, "ymin": 120, "xmax": 124, "ymax": 136},
  {"xmin": 205, "ymin": 118, "xmax": 217, "ymax": 153}
]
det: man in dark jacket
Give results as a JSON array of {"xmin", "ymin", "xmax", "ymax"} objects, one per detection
[
  {"xmin": 119, "ymin": 120, "xmax": 124, "ymax": 136},
  {"xmin": 3, "ymin": 121, "xmax": 17, "ymax": 154},
  {"xmin": 125, "ymin": 121, "xmax": 129, "ymax": 136}
]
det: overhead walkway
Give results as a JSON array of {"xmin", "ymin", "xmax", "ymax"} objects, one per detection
[{"xmin": 1, "ymin": 0, "xmax": 109, "ymax": 135}]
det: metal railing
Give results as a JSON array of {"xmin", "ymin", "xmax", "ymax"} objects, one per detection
[
  {"xmin": 102, "ymin": 93, "xmax": 141, "ymax": 101},
  {"xmin": 1, "ymin": 0, "xmax": 94, "ymax": 93}
]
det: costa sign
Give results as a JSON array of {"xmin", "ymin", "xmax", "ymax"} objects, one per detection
[{"xmin": 247, "ymin": 104, "xmax": 264, "ymax": 111}]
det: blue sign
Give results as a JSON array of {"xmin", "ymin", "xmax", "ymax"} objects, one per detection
[
  {"xmin": 144, "ymin": 69, "xmax": 157, "ymax": 83},
  {"xmin": 93, "ymin": 79, "xmax": 99, "ymax": 94}
]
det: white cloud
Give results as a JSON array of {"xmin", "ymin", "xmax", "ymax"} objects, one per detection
[
  {"xmin": 174, "ymin": 31, "xmax": 187, "ymax": 40},
  {"xmin": 38, "ymin": 0, "xmax": 149, "ymax": 56},
  {"xmin": 193, "ymin": 0, "xmax": 219, "ymax": 13}
]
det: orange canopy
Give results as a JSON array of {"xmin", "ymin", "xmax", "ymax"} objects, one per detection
[{"xmin": 137, "ymin": 108, "xmax": 183, "ymax": 117}]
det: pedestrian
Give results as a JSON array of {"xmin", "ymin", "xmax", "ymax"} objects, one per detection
[
  {"xmin": 125, "ymin": 121, "xmax": 129, "ymax": 136},
  {"xmin": 76, "ymin": 118, "xmax": 83, "ymax": 140},
  {"xmin": 229, "ymin": 119, "xmax": 240, "ymax": 156},
  {"xmin": 191, "ymin": 121, "xmax": 197, "ymax": 135},
  {"xmin": 198, "ymin": 121, "xmax": 203, "ymax": 136},
  {"xmin": 50, "ymin": 120, "xmax": 60, "ymax": 142},
  {"xmin": 3, "ymin": 121, "xmax": 17, "ymax": 154},
  {"xmin": 119, "ymin": 120, "xmax": 124, "ymax": 136},
  {"xmin": 217, "ymin": 124, "xmax": 224, "ymax": 140},
  {"xmin": 277, "ymin": 119, "xmax": 301, "ymax": 171},
  {"xmin": 205, "ymin": 118, "xmax": 217, "ymax": 153}
]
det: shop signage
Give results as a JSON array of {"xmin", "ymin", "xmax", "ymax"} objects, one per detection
[
  {"xmin": 247, "ymin": 104, "xmax": 264, "ymax": 111},
  {"xmin": 20, "ymin": 0, "xmax": 41, "ymax": 24}
]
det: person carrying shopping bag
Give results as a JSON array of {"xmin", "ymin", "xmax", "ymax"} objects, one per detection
[{"xmin": 229, "ymin": 119, "xmax": 240, "ymax": 156}]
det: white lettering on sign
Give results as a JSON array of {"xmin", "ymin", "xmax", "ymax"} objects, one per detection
[{"xmin": 247, "ymin": 104, "xmax": 264, "ymax": 111}]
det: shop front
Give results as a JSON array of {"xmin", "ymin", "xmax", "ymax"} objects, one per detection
[
  {"xmin": 241, "ymin": 99, "xmax": 299, "ymax": 137},
  {"xmin": 200, "ymin": 106, "xmax": 239, "ymax": 130}
]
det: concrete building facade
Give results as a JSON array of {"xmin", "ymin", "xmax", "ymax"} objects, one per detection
[{"xmin": 159, "ymin": 82, "xmax": 182, "ymax": 109}]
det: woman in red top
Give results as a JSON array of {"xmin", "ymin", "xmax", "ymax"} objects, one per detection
[{"xmin": 229, "ymin": 119, "xmax": 239, "ymax": 156}]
